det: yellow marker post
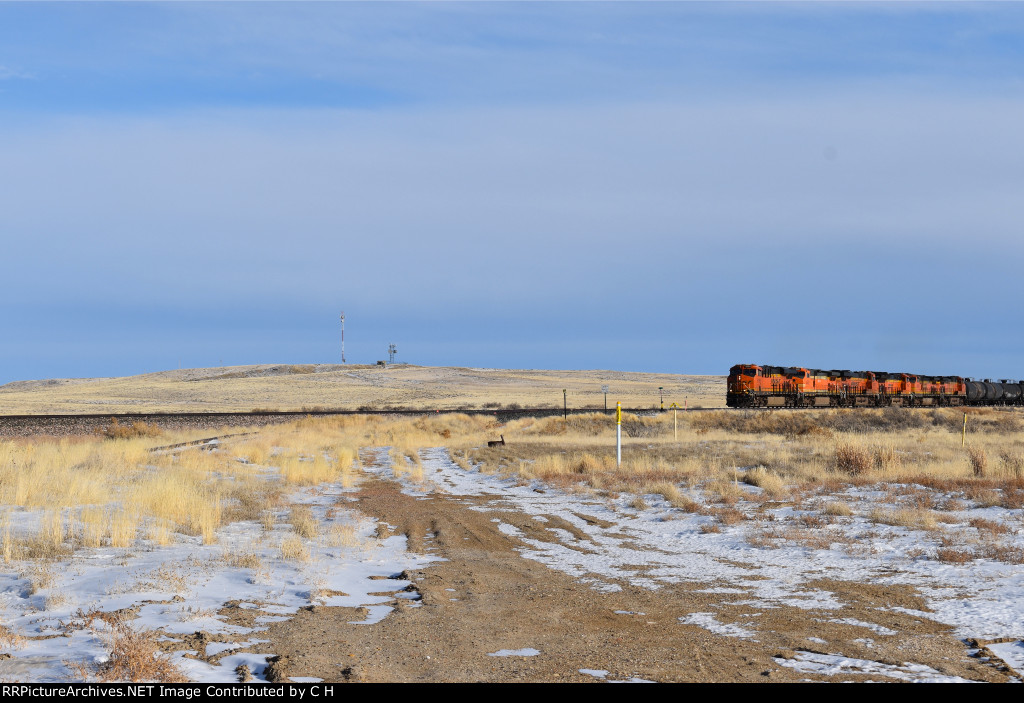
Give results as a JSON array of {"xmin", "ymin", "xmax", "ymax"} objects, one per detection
[
  {"xmin": 616, "ymin": 402, "xmax": 622, "ymax": 467},
  {"xmin": 962, "ymin": 412, "xmax": 968, "ymax": 447},
  {"xmin": 669, "ymin": 402, "xmax": 679, "ymax": 440}
]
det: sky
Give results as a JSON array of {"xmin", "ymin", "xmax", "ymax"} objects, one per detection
[{"xmin": 2, "ymin": 1, "xmax": 1024, "ymax": 383}]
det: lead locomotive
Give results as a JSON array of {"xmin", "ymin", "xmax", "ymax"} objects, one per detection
[{"xmin": 727, "ymin": 364, "xmax": 1022, "ymax": 409}]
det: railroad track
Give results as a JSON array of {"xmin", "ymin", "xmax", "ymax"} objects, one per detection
[{"xmin": 0, "ymin": 407, "xmax": 678, "ymax": 438}]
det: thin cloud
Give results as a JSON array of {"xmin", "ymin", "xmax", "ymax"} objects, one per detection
[{"xmin": 0, "ymin": 65, "xmax": 32, "ymax": 80}]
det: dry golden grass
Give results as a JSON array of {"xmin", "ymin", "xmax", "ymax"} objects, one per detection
[
  {"xmin": 236, "ymin": 438, "xmax": 274, "ymax": 466},
  {"xmin": 868, "ymin": 507, "xmax": 938, "ymax": 531},
  {"xmin": 325, "ymin": 523, "xmax": 362, "ymax": 548},
  {"xmin": 225, "ymin": 550, "xmax": 265, "ymax": 570},
  {"xmin": 288, "ymin": 506, "xmax": 319, "ymax": 540},
  {"xmin": 102, "ymin": 420, "xmax": 163, "ymax": 440},
  {"xmin": 4, "ymin": 406, "xmax": 1024, "ymax": 574},
  {"xmin": 452, "ymin": 407, "xmax": 1024, "ymax": 548},
  {"xmin": 628, "ymin": 496, "xmax": 649, "ymax": 511},
  {"xmin": 279, "ymin": 534, "xmax": 309, "ymax": 562},
  {"xmin": 0, "ymin": 364, "xmax": 721, "ymax": 414},
  {"xmin": 743, "ymin": 466, "xmax": 787, "ymax": 499},
  {"xmin": 967, "ymin": 446, "xmax": 988, "ymax": 477},
  {"xmin": 823, "ymin": 502, "xmax": 854, "ymax": 517},
  {"xmin": 0, "ymin": 624, "xmax": 26, "ymax": 651},
  {"xmin": 0, "ymin": 417, "xmax": 367, "ymax": 560}
]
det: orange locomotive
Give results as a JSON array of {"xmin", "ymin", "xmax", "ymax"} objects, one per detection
[{"xmin": 727, "ymin": 364, "xmax": 978, "ymax": 408}]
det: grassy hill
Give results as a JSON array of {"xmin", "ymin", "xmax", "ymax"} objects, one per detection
[{"xmin": 0, "ymin": 364, "xmax": 725, "ymax": 414}]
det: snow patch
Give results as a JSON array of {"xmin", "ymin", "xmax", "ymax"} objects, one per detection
[
  {"xmin": 774, "ymin": 651, "xmax": 977, "ymax": 683},
  {"xmin": 488, "ymin": 648, "xmax": 540, "ymax": 657},
  {"xmin": 679, "ymin": 612, "xmax": 757, "ymax": 640}
]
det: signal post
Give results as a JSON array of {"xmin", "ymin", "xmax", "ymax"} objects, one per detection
[{"xmin": 616, "ymin": 401, "xmax": 622, "ymax": 467}]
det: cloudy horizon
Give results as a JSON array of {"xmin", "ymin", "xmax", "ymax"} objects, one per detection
[{"xmin": 3, "ymin": 2, "xmax": 1024, "ymax": 384}]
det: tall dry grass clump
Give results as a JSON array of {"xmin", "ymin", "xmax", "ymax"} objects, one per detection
[
  {"xmin": 1000, "ymin": 451, "xmax": 1024, "ymax": 479},
  {"xmin": 823, "ymin": 501, "xmax": 853, "ymax": 517},
  {"xmin": 967, "ymin": 446, "xmax": 988, "ymax": 478},
  {"xmin": 743, "ymin": 466, "xmax": 787, "ymax": 498},
  {"xmin": 288, "ymin": 506, "xmax": 318, "ymax": 540},
  {"xmin": 868, "ymin": 507, "xmax": 937, "ymax": 531},
  {"xmin": 279, "ymin": 534, "xmax": 309, "ymax": 562},
  {"xmin": 874, "ymin": 445, "xmax": 902, "ymax": 473},
  {"xmin": 236, "ymin": 438, "xmax": 274, "ymax": 466},
  {"xmin": 278, "ymin": 453, "xmax": 337, "ymax": 486}
]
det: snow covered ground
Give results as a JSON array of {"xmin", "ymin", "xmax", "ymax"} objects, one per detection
[
  {"xmin": 0, "ymin": 444, "xmax": 1021, "ymax": 682},
  {"xmin": 413, "ymin": 449, "xmax": 1024, "ymax": 639},
  {"xmin": 0, "ymin": 470, "xmax": 437, "ymax": 682},
  {"xmin": 412, "ymin": 447, "xmax": 1024, "ymax": 680}
]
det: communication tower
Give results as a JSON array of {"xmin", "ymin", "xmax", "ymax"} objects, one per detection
[
  {"xmin": 388, "ymin": 343, "xmax": 397, "ymax": 364},
  {"xmin": 339, "ymin": 312, "xmax": 346, "ymax": 364}
]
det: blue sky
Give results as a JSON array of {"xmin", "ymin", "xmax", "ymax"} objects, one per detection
[{"xmin": 2, "ymin": 2, "xmax": 1024, "ymax": 383}]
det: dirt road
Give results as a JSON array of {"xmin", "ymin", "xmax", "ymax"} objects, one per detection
[{"xmin": 256, "ymin": 476, "xmax": 1009, "ymax": 683}]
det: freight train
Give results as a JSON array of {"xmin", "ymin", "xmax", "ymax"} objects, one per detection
[{"xmin": 727, "ymin": 364, "xmax": 1024, "ymax": 409}]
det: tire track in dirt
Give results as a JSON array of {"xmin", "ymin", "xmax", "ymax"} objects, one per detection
[{"xmin": 256, "ymin": 476, "xmax": 1010, "ymax": 683}]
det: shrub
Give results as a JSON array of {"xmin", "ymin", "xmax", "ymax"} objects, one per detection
[
  {"xmin": 628, "ymin": 496, "xmax": 649, "ymax": 511},
  {"xmin": 102, "ymin": 420, "xmax": 162, "ymax": 440},
  {"xmin": 622, "ymin": 419, "xmax": 661, "ymax": 438},
  {"xmin": 969, "ymin": 517, "xmax": 1008, "ymax": 535},
  {"xmin": 67, "ymin": 621, "xmax": 186, "ymax": 682},
  {"xmin": 713, "ymin": 507, "xmax": 746, "ymax": 525},
  {"xmin": 835, "ymin": 444, "xmax": 872, "ymax": 475},
  {"xmin": 936, "ymin": 547, "xmax": 973, "ymax": 564}
]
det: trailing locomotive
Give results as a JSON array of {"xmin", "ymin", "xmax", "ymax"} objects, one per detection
[{"xmin": 727, "ymin": 364, "xmax": 1024, "ymax": 409}]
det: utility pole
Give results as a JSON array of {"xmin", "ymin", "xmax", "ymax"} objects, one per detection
[{"xmin": 602, "ymin": 385, "xmax": 609, "ymax": 412}]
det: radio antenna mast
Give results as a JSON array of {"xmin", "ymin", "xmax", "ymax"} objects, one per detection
[{"xmin": 339, "ymin": 312, "xmax": 346, "ymax": 364}]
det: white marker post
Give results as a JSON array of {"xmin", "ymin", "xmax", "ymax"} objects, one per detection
[{"xmin": 616, "ymin": 401, "xmax": 622, "ymax": 468}]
